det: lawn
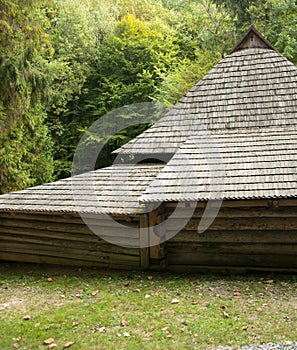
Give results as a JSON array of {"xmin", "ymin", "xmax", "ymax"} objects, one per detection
[{"xmin": 0, "ymin": 262, "xmax": 297, "ymax": 350}]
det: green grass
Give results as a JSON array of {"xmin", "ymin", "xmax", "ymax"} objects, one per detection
[{"xmin": 0, "ymin": 263, "xmax": 297, "ymax": 349}]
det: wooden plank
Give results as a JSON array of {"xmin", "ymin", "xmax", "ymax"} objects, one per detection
[
  {"xmin": 0, "ymin": 232, "xmax": 139, "ymax": 256},
  {"xmin": 147, "ymin": 206, "xmax": 168, "ymax": 265},
  {"xmin": 0, "ymin": 219, "xmax": 138, "ymax": 238},
  {"xmin": 279, "ymin": 199, "xmax": 297, "ymax": 207},
  {"xmin": 0, "ymin": 225, "xmax": 100, "ymax": 242},
  {"xmin": 166, "ymin": 251, "xmax": 297, "ymax": 268},
  {"xmin": 0, "ymin": 233, "xmax": 101, "ymax": 250},
  {"xmin": 166, "ymin": 242, "xmax": 297, "ymax": 255},
  {"xmin": 163, "ymin": 199, "xmax": 297, "ymax": 209},
  {"xmin": 139, "ymin": 214, "xmax": 149, "ymax": 269},
  {"xmin": 0, "ymin": 241, "xmax": 139, "ymax": 265},
  {"xmin": 166, "ymin": 207, "xmax": 297, "ymax": 219},
  {"xmin": 0, "ymin": 212, "xmax": 86, "ymax": 224},
  {"xmin": 167, "ymin": 230, "xmax": 297, "ymax": 244},
  {"xmin": 0, "ymin": 215, "xmax": 139, "ymax": 229},
  {"xmin": 0, "ymin": 252, "xmax": 142, "ymax": 270},
  {"xmin": 167, "ymin": 265, "xmax": 297, "ymax": 274},
  {"xmin": 149, "ymin": 211, "xmax": 161, "ymax": 259},
  {"xmin": 166, "ymin": 217, "xmax": 297, "ymax": 231}
]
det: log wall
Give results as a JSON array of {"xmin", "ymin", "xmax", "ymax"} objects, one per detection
[
  {"xmin": 162, "ymin": 200, "xmax": 297, "ymax": 273},
  {"xmin": 0, "ymin": 211, "xmax": 146, "ymax": 270},
  {"xmin": 1, "ymin": 199, "xmax": 297, "ymax": 273}
]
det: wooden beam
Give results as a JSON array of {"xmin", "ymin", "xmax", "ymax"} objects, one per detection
[{"xmin": 139, "ymin": 214, "xmax": 149, "ymax": 269}]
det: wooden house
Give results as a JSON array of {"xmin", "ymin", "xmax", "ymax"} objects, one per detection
[{"xmin": 0, "ymin": 26, "xmax": 297, "ymax": 272}]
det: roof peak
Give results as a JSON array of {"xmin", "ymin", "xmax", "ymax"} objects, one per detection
[{"xmin": 232, "ymin": 25, "xmax": 276, "ymax": 53}]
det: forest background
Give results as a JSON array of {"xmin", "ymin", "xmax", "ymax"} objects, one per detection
[{"xmin": 1, "ymin": 0, "xmax": 296, "ymax": 194}]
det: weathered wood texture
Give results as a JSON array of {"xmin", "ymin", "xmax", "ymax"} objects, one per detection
[
  {"xmin": 0, "ymin": 212, "xmax": 143, "ymax": 270},
  {"xmin": 163, "ymin": 201, "xmax": 297, "ymax": 271}
]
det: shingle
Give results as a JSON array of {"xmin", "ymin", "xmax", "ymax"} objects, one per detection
[
  {"xmin": 0, "ymin": 164, "xmax": 164, "ymax": 215},
  {"xmin": 140, "ymin": 129, "xmax": 297, "ymax": 202},
  {"xmin": 116, "ymin": 47, "xmax": 297, "ymax": 156}
]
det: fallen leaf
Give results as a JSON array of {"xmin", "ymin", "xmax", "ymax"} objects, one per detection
[
  {"xmin": 121, "ymin": 319, "xmax": 128, "ymax": 327},
  {"xmin": 233, "ymin": 288, "xmax": 241, "ymax": 296},
  {"xmin": 262, "ymin": 303, "xmax": 269, "ymax": 308},
  {"xmin": 47, "ymin": 278, "xmax": 53, "ymax": 282},
  {"xmin": 150, "ymin": 325, "xmax": 155, "ymax": 331},
  {"xmin": 145, "ymin": 294, "xmax": 151, "ymax": 299},
  {"xmin": 48, "ymin": 344, "xmax": 58, "ymax": 349},
  {"xmin": 91, "ymin": 291, "xmax": 99, "ymax": 296},
  {"xmin": 242, "ymin": 326, "xmax": 248, "ymax": 331},
  {"xmin": 124, "ymin": 281, "xmax": 131, "ymax": 287},
  {"xmin": 44, "ymin": 338, "xmax": 55, "ymax": 345},
  {"xmin": 166, "ymin": 334, "xmax": 173, "ymax": 338},
  {"xmin": 35, "ymin": 322, "xmax": 41, "ymax": 328},
  {"xmin": 223, "ymin": 311, "xmax": 230, "ymax": 318},
  {"xmin": 72, "ymin": 322, "xmax": 79, "ymax": 327},
  {"xmin": 63, "ymin": 341, "xmax": 75, "ymax": 349},
  {"xmin": 264, "ymin": 279, "xmax": 275, "ymax": 284},
  {"xmin": 123, "ymin": 332, "xmax": 130, "ymax": 337},
  {"xmin": 171, "ymin": 299, "xmax": 180, "ymax": 304},
  {"xmin": 23, "ymin": 315, "xmax": 31, "ymax": 321},
  {"xmin": 191, "ymin": 300, "xmax": 199, "ymax": 305},
  {"xmin": 98, "ymin": 327, "xmax": 107, "ymax": 333},
  {"xmin": 13, "ymin": 344, "xmax": 20, "ymax": 349},
  {"xmin": 147, "ymin": 276, "xmax": 153, "ymax": 280}
]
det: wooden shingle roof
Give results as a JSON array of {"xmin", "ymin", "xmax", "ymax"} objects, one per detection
[
  {"xmin": 140, "ymin": 128, "xmax": 297, "ymax": 203},
  {"xmin": 116, "ymin": 27, "xmax": 297, "ymax": 203},
  {"xmin": 116, "ymin": 44, "xmax": 297, "ymax": 155},
  {"xmin": 0, "ymin": 164, "xmax": 163, "ymax": 215}
]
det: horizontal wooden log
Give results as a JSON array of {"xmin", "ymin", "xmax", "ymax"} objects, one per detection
[
  {"xmin": 166, "ymin": 251, "xmax": 297, "ymax": 268},
  {"xmin": 0, "ymin": 212, "xmax": 140, "ymax": 225},
  {"xmin": 0, "ymin": 219, "xmax": 139, "ymax": 238},
  {"xmin": 0, "ymin": 225, "xmax": 100, "ymax": 242},
  {"xmin": 279, "ymin": 199, "xmax": 297, "ymax": 207},
  {"xmin": 0, "ymin": 241, "xmax": 140, "ymax": 265},
  {"xmin": 163, "ymin": 199, "xmax": 297, "ymax": 209},
  {"xmin": 166, "ymin": 242, "xmax": 297, "ymax": 255},
  {"xmin": 167, "ymin": 265, "xmax": 297, "ymax": 274},
  {"xmin": 165, "ymin": 207, "xmax": 297, "ymax": 219},
  {"xmin": 0, "ymin": 214, "xmax": 139, "ymax": 228},
  {"xmin": 0, "ymin": 251, "xmax": 142, "ymax": 270},
  {"xmin": 0, "ymin": 232, "xmax": 140, "ymax": 256},
  {"xmin": 167, "ymin": 230, "xmax": 297, "ymax": 244},
  {"xmin": 165, "ymin": 217, "xmax": 297, "ymax": 231}
]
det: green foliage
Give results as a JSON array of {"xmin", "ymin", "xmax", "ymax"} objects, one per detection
[
  {"xmin": 156, "ymin": 50, "xmax": 221, "ymax": 106},
  {"xmin": 0, "ymin": 0, "xmax": 54, "ymax": 193},
  {"xmin": 248, "ymin": 0, "xmax": 297, "ymax": 64}
]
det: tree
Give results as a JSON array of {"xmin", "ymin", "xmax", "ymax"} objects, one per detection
[
  {"xmin": 248, "ymin": 0, "xmax": 297, "ymax": 64},
  {"xmin": 0, "ymin": 0, "xmax": 54, "ymax": 193}
]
